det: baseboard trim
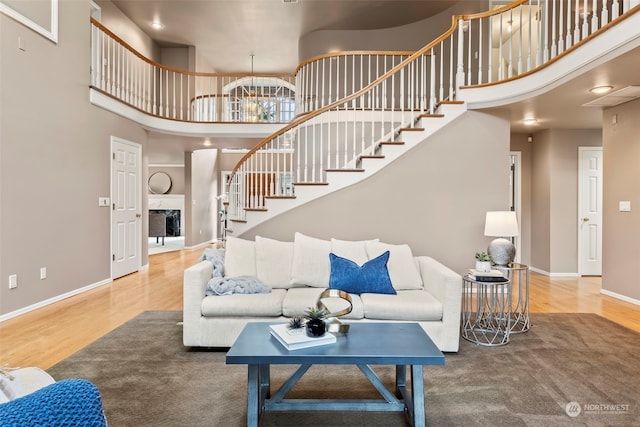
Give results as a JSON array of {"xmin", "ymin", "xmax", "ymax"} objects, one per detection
[
  {"xmin": 529, "ymin": 267, "xmax": 579, "ymax": 277},
  {"xmin": 600, "ymin": 289, "xmax": 640, "ymax": 306},
  {"xmin": 185, "ymin": 241, "xmax": 216, "ymax": 250},
  {"xmin": 0, "ymin": 278, "xmax": 112, "ymax": 323}
]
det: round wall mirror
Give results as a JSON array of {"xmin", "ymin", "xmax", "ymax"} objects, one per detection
[{"xmin": 148, "ymin": 171, "xmax": 172, "ymax": 194}]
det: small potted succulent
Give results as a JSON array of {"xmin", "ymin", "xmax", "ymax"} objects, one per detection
[
  {"xmin": 288, "ymin": 316, "xmax": 304, "ymax": 330},
  {"xmin": 475, "ymin": 251, "xmax": 492, "ymax": 272},
  {"xmin": 304, "ymin": 306, "xmax": 327, "ymax": 337}
]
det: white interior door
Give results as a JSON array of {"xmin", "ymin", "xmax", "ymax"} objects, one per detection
[
  {"xmin": 578, "ymin": 147, "xmax": 603, "ymax": 276},
  {"xmin": 111, "ymin": 137, "xmax": 142, "ymax": 279}
]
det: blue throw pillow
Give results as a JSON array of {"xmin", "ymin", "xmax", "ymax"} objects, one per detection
[{"xmin": 329, "ymin": 251, "xmax": 396, "ymax": 295}]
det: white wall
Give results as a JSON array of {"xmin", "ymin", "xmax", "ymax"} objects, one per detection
[
  {"xmin": 184, "ymin": 149, "xmax": 218, "ymax": 247},
  {"xmin": 603, "ymin": 98, "xmax": 640, "ymax": 301},
  {"xmin": 95, "ymin": 0, "xmax": 159, "ymax": 60},
  {"xmin": 299, "ymin": 1, "xmax": 489, "ymax": 61},
  {"xmin": 1, "ymin": 0, "xmax": 149, "ymax": 317},
  {"xmin": 528, "ymin": 128, "xmax": 602, "ymax": 275}
]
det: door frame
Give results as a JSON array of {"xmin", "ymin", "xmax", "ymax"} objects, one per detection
[
  {"xmin": 111, "ymin": 136, "xmax": 142, "ymax": 279},
  {"xmin": 577, "ymin": 146, "xmax": 603, "ymax": 276}
]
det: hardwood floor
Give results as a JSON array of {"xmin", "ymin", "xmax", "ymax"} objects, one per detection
[
  {"xmin": 1, "ymin": 246, "xmax": 639, "ymax": 370},
  {"xmin": 0, "ymin": 247, "xmax": 203, "ymax": 371}
]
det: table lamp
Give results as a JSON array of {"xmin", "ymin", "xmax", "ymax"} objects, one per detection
[{"xmin": 484, "ymin": 211, "xmax": 519, "ymax": 266}]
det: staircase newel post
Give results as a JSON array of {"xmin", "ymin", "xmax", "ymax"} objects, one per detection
[{"xmin": 455, "ymin": 19, "xmax": 465, "ymax": 100}]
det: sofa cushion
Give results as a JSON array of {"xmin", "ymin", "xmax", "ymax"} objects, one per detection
[
  {"xmin": 329, "ymin": 251, "xmax": 396, "ymax": 295},
  {"xmin": 330, "ymin": 238, "xmax": 377, "ymax": 265},
  {"xmin": 360, "ymin": 290, "xmax": 442, "ymax": 321},
  {"xmin": 224, "ymin": 236, "xmax": 256, "ymax": 277},
  {"xmin": 282, "ymin": 287, "xmax": 364, "ymax": 320},
  {"xmin": 290, "ymin": 232, "xmax": 331, "ymax": 288},
  {"xmin": 255, "ymin": 236, "xmax": 295, "ymax": 289},
  {"xmin": 365, "ymin": 241, "xmax": 423, "ymax": 290},
  {"xmin": 201, "ymin": 289, "xmax": 286, "ymax": 317}
]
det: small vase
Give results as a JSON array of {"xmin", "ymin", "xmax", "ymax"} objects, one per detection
[
  {"xmin": 475, "ymin": 260, "xmax": 492, "ymax": 272},
  {"xmin": 306, "ymin": 319, "xmax": 326, "ymax": 337}
]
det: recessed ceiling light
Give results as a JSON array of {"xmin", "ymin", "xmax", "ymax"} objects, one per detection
[
  {"xmin": 590, "ymin": 85, "xmax": 614, "ymax": 94},
  {"xmin": 151, "ymin": 21, "xmax": 164, "ymax": 30},
  {"xmin": 523, "ymin": 118, "xmax": 538, "ymax": 125}
]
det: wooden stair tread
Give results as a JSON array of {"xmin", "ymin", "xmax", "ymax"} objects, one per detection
[
  {"xmin": 359, "ymin": 155, "xmax": 385, "ymax": 159},
  {"xmin": 230, "ymin": 219, "xmax": 247, "ymax": 223},
  {"xmin": 244, "ymin": 208, "xmax": 268, "ymax": 212},
  {"xmin": 399, "ymin": 127, "xmax": 425, "ymax": 132},
  {"xmin": 380, "ymin": 141, "xmax": 405, "ymax": 145},
  {"xmin": 437, "ymin": 100, "xmax": 464, "ymax": 106},
  {"xmin": 419, "ymin": 114, "xmax": 445, "ymax": 118}
]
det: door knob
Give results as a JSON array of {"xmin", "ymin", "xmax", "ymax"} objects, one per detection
[
  {"xmin": 582, "ymin": 218, "xmax": 589, "ymax": 222},
  {"xmin": 136, "ymin": 213, "xmax": 142, "ymax": 218}
]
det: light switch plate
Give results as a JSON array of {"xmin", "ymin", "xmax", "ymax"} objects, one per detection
[
  {"xmin": 619, "ymin": 201, "xmax": 631, "ymax": 212},
  {"xmin": 98, "ymin": 197, "xmax": 110, "ymax": 207}
]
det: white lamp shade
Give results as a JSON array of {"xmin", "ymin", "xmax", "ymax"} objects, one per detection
[{"xmin": 484, "ymin": 211, "xmax": 519, "ymax": 237}]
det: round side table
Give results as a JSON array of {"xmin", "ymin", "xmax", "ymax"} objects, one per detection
[
  {"xmin": 461, "ymin": 275, "xmax": 511, "ymax": 346},
  {"xmin": 494, "ymin": 263, "xmax": 530, "ymax": 333}
]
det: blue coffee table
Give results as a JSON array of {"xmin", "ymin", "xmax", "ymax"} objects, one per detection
[{"xmin": 226, "ymin": 322, "xmax": 444, "ymax": 427}]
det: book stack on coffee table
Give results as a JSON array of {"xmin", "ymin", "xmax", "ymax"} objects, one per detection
[
  {"xmin": 468, "ymin": 269, "xmax": 508, "ymax": 282},
  {"xmin": 269, "ymin": 323, "xmax": 336, "ymax": 350}
]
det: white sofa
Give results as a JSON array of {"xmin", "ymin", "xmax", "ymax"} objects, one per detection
[{"xmin": 183, "ymin": 233, "xmax": 463, "ymax": 352}]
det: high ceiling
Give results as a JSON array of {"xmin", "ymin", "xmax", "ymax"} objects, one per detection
[{"xmin": 110, "ymin": 0, "xmax": 459, "ymax": 73}]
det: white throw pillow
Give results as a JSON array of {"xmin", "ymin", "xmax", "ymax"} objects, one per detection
[
  {"xmin": 365, "ymin": 241, "xmax": 423, "ymax": 290},
  {"xmin": 290, "ymin": 232, "xmax": 331, "ymax": 287},
  {"xmin": 330, "ymin": 238, "xmax": 378, "ymax": 266},
  {"xmin": 255, "ymin": 236, "xmax": 294, "ymax": 288},
  {"xmin": 224, "ymin": 236, "xmax": 256, "ymax": 277}
]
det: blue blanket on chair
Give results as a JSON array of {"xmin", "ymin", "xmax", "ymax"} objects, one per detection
[{"xmin": 0, "ymin": 378, "xmax": 107, "ymax": 427}]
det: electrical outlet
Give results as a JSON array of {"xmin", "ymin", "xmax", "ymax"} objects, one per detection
[
  {"xmin": 40, "ymin": 267, "xmax": 47, "ymax": 280},
  {"xmin": 9, "ymin": 274, "xmax": 17, "ymax": 289}
]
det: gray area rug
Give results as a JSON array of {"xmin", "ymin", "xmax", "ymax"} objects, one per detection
[{"xmin": 48, "ymin": 312, "xmax": 640, "ymax": 426}]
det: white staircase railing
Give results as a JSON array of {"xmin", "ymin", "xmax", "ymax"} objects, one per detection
[
  {"xmin": 295, "ymin": 51, "xmax": 416, "ymax": 115},
  {"xmin": 227, "ymin": 0, "xmax": 637, "ymax": 225}
]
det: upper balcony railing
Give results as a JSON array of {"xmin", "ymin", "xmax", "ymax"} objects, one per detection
[
  {"xmin": 91, "ymin": 18, "xmax": 423, "ymax": 125},
  {"xmin": 90, "ymin": 18, "xmax": 296, "ymax": 123},
  {"xmin": 226, "ymin": 0, "xmax": 639, "ymax": 222}
]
